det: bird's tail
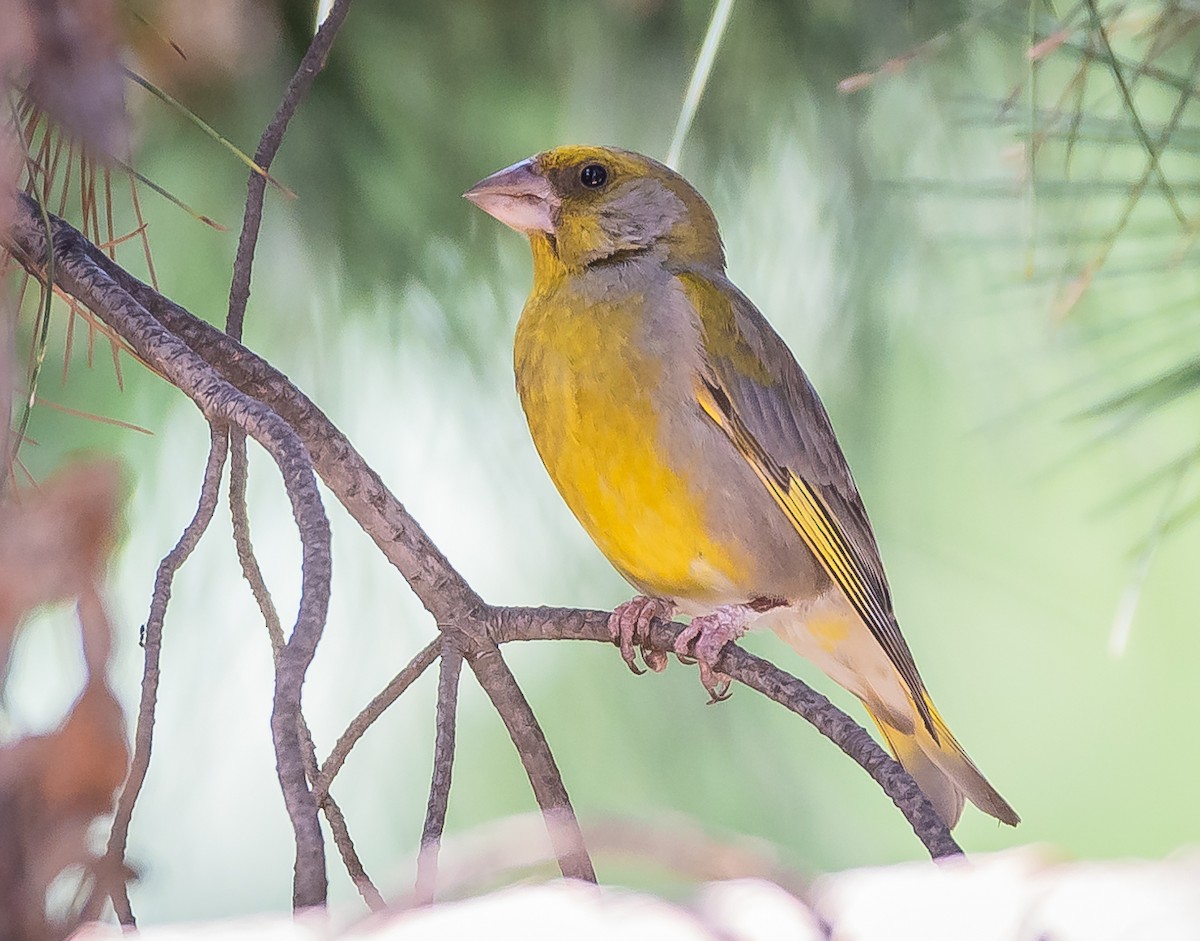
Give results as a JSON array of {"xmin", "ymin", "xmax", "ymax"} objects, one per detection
[{"xmin": 866, "ymin": 697, "xmax": 1020, "ymax": 829}]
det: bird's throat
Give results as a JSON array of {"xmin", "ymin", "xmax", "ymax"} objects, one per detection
[{"xmin": 529, "ymin": 232, "xmax": 567, "ymax": 288}]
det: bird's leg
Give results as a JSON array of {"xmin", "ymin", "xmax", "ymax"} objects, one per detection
[
  {"xmin": 608, "ymin": 596, "xmax": 676, "ymax": 674},
  {"xmin": 673, "ymin": 604, "xmax": 753, "ymax": 703}
]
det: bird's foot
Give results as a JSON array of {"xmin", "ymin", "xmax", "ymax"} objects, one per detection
[
  {"xmin": 673, "ymin": 605, "xmax": 753, "ymax": 703},
  {"xmin": 608, "ymin": 596, "xmax": 676, "ymax": 674}
]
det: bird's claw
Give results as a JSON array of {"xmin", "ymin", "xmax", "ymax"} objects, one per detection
[
  {"xmin": 608, "ymin": 596, "xmax": 675, "ymax": 675},
  {"xmin": 700, "ymin": 667, "xmax": 732, "ymax": 704},
  {"xmin": 673, "ymin": 604, "xmax": 751, "ymax": 703}
]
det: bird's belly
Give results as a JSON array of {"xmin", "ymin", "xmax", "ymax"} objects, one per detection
[
  {"xmin": 535, "ymin": 392, "xmax": 749, "ymax": 602},
  {"xmin": 516, "ymin": 330, "xmax": 752, "ymax": 602},
  {"xmin": 514, "ymin": 289, "xmax": 821, "ymax": 608}
]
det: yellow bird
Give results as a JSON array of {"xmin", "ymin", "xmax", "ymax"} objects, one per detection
[{"xmin": 465, "ymin": 145, "xmax": 1018, "ymax": 829}]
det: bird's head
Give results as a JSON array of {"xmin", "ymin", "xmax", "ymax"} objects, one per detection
[{"xmin": 464, "ymin": 145, "xmax": 725, "ymax": 272}]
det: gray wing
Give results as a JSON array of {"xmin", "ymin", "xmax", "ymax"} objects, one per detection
[{"xmin": 679, "ymin": 267, "xmax": 935, "ymax": 735}]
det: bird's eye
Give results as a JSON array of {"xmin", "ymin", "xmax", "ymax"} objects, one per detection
[{"xmin": 580, "ymin": 163, "xmax": 608, "ymax": 188}]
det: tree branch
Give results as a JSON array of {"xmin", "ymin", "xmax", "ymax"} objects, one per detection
[
  {"xmin": 226, "ymin": 0, "xmax": 356, "ymax": 338},
  {"xmin": 228, "ymin": 431, "xmax": 280, "ymax": 644},
  {"xmin": 83, "ymin": 424, "xmax": 228, "ymax": 925},
  {"xmin": 488, "ymin": 606, "xmax": 962, "ymax": 860},
  {"xmin": 415, "ymin": 647, "xmax": 463, "ymax": 904},
  {"xmin": 315, "ymin": 638, "xmax": 441, "ymax": 803},
  {"xmin": 7, "ymin": 200, "xmax": 335, "ymax": 907},
  {"xmin": 317, "ymin": 786, "xmax": 385, "ymax": 911},
  {"xmin": 229, "ymin": 439, "xmax": 383, "ymax": 908},
  {"xmin": 462, "ymin": 636, "xmax": 597, "ymax": 883},
  {"xmin": 218, "ymin": 0, "xmax": 361, "ymax": 906},
  {"xmin": 53, "ymin": 205, "xmax": 482, "ymax": 623},
  {"xmin": 297, "ymin": 722, "xmax": 384, "ymax": 911}
]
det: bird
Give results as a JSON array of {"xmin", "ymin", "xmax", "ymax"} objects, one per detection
[{"xmin": 464, "ymin": 145, "xmax": 1018, "ymax": 829}]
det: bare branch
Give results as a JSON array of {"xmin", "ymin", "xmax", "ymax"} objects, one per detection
[
  {"xmin": 488, "ymin": 605, "xmax": 962, "ymax": 860},
  {"xmin": 219, "ymin": 0, "xmax": 361, "ymax": 899},
  {"xmin": 319, "ymin": 787, "xmax": 385, "ymax": 911},
  {"xmin": 415, "ymin": 647, "xmax": 463, "ymax": 904},
  {"xmin": 272, "ymin": 584, "xmax": 330, "ymax": 908},
  {"xmin": 464, "ymin": 638, "xmax": 596, "ymax": 883},
  {"xmin": 724, "ymin": 647, "xmax": 960, "ymax": 858},
  {"xmin": 85, "ymin": 425, "xmax": 228, "ymax": 925},
  {"xmin": 7, "ymin": 200, "xmax": 335, "ymax": 907},
  {"xmin": 296, "ymin": 721, "xmax": 384, "ymax": 912},
  {"xmin": 316, "ymin": 638, "xmax": 441, "ymax": 802},
  {"xmin": 20, "ymin": 200, "xmax": 483, "ymax": 623},
  {"xmin": 228, "ymin": 430, "xmax": 283, "ymax": 646},
  {"xmin": 226, "ymin": 0, "xmax": 355, "ymax": 338},
  {"xmin": 230, "ymin": 432, "xmax": 383, "ymax": 909}
]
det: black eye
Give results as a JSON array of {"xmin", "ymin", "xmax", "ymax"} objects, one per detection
[{"xmin": 580, "ymin": 163, "xmax": 608, "ymax": 188}]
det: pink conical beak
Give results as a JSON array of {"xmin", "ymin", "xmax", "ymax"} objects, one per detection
[{"xmin": 464, "ymin": 157, "xmax": 557, "ymax": 234}]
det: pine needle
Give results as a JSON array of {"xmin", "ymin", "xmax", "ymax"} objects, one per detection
[
  {"xmin": 1082, "ymin": 0, "xmax": 1189, "ymax": 228},
  {"xmin": 1109, "ymin": 463, "xmax": 1187, "ymax": 657},
  {"xmin": 124, "ymin": 69, "xmax": 296, "ymax": 199},
  {"xmin": 666, "ymin": 0, "xmax": 735, "ymax": 170}
]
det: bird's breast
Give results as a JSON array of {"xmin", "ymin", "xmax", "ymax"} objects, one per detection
[{"xmin": 513, "ymin": 287, "xmax": 752, "ymax": 603}]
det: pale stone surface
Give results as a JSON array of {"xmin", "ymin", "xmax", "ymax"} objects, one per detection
[
  {"xmin": 692, "ymin": 877, "xmax": 825, "ymax": 940},
  {"xmin": 71, "ymin": 849, "xmax": 1200, "ymax": 941},
  {"xmin": 346, "ymin": 882, "xmax": 715, "ymax": 941},
  {"xmin": 72, "ymin": 913, "xmax": 327, "ymax": 941},
  {"xmin": 815, "ymin": 847, "xmax": 1200, "ymax": 941}
]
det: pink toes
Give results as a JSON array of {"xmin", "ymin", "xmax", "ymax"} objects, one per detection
[
  {"xmin": 608, "ymin": 596, "xmax": 675, "ymax": 675},
  {"xmin": 608, "ymin": 598, "xmax": 752, "ymax": 699},
  {"xmin": 674, "ymin": 604, "xmax": 752, "ymax": 703}
]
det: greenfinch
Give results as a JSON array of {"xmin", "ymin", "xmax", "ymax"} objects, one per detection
[{"xmin": 465, "ymin": 145, "xmax": 1018, "ymax": 829}]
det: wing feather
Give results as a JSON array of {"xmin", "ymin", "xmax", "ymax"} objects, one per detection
[{"xmin": 682, "ymin": 270, "xmax": 937, "ymax": 738}]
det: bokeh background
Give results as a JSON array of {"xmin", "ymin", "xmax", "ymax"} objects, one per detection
[{"xmin": 8, "ymin": 0, "xmax": 1200, "ymax": 923}]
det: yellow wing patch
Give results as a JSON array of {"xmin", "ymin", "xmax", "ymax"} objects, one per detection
[{"xmin": 695, "ymin": 376, "xmax": 937, "ymax": 739}]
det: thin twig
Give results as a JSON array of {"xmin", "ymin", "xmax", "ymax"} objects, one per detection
[
  {"xmin": 7, "ymin": 202, "xmax": 334, "ymax": 908},
  {"xmin": 319, "ymin": 785, "xmax": 385, "ymax": 911},
  {"xmin": 220, "ymin": 5, "xmax": 358, "ymax": 894},
  {"xmin": 465, "ymin": 639, "xmax": 597, "ymax": 882},
  {"xmin": 15, "ymin": 204, "xmax": 482, "ymax": 623},
  {"xmin": 229, "ymin": 429, "xmax": 283, "ymax": 647},
  {"xmin": 316, "ymin": 638, "xmax": 441, "ymax": 802},
  {"xmin": 217, "ymin": 2, "xmax": 360, "ymax": 899},
  {"xmin": 229, "ymin": 431, "xmax": 383, "ymax": 909},
  {"xmin": 226, "ymin": 0, "xmax": 355, "ymax": 339},
  {"xmin": 414, "ymin": 646, "xmax": 463, "ymax": 904},
  {"xmin": 296, "ymin": 719, "xmax": 385, "ymax": 911},
  {"xmin": 84, "ymin": 425, "xmax": 229, "ymax": 925},
  {"xmin": 488, "ymin": 606, "xmax": 963, "ymax": 860}
]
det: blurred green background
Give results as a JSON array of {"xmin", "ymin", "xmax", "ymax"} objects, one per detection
[{"xmin": 8, "ymin": 0, "xmax": 1200, "ymax": 924}]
